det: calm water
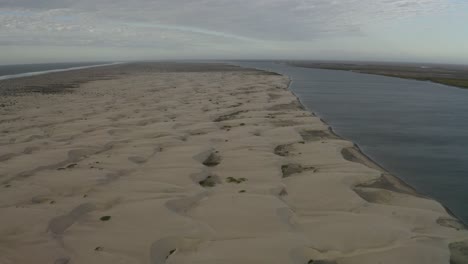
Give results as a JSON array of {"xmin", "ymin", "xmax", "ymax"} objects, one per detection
[
  {"xmin": 235, "ymin": 61, "xmax": 468, "ymax": 223},
  {"xmin": 0, "ymin": 62, "xmax": 114, "ymax": 80}
]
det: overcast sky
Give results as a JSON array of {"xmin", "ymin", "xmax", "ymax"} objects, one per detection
[{"xmin": 0, "ymin": 0, "xmax": 467, "ymax": 64}]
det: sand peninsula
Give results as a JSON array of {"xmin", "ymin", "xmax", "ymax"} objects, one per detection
[{"xmin": 0, "ymin": 62, "xmax": 467, "ymax": 264}]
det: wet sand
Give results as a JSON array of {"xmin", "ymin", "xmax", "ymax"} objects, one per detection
[{"xmin": 0, "ymin": 62, "xmax": 467, "ymax": 264}]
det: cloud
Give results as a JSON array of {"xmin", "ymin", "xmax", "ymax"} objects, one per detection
[{"xmin": 0, "ymin": 0, "xmax": 465, "ymax": 60}]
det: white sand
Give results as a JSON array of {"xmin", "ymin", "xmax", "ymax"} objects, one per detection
[{"xmin": 0, "ymin": 64, "xmax": 467, "ymax": 264}]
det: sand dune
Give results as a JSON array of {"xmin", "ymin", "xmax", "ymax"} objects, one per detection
[{"xmin": 0, "ymin": 63, "xmax": 467, "ymax": 264}]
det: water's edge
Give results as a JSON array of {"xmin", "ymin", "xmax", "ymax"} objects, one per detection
[{"xmin": 259, "ymin": 67, "xmax": 467, "ymax": 227}]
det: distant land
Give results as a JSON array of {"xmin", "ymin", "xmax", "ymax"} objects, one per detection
[{"xmin": 287, "ymin": 61, "xmax": 468, "ymax": 89}]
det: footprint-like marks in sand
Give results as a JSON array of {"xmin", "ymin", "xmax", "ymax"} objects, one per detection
[
  {"xmin": 281, "ymin": 164, "xmax": 317, "ymax": 178},
  {"xmin": 48, "ymin": 203, "xmax": 96, "ymax": 235}
]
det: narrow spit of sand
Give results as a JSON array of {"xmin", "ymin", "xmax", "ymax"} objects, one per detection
[{"xmin": 0, "ymin": 62, "xmax": 467, "ymax": 264}]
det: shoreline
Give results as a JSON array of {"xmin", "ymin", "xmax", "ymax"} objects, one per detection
[
  {"xmin": 288, "ymin": 62, "xmax": 468, "ymax": 90},
  {"xmin": 283, "ymin": 73, "xmax": 468, "ymax": 227},
  {"xmin": 1, "ymin": 62, "xmax": 467, "ymax": 263},
  {"xmin": 0, "ymin": 62, "xmax": 124, "ymax": 81}
]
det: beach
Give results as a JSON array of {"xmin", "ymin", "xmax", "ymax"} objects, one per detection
[{"xmin": 0, "ymin": 62, "xmax": 467, "ymax": 264}]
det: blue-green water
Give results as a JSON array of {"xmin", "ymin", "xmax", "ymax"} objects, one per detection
[{"xmin": 236, "ymin": 61, "xmax": 468, "ymax": 223}]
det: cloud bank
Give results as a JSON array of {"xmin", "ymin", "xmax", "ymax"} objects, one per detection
[{"xmin": 0, "ymin": 0, "xmax": 466, "ymax": 63}]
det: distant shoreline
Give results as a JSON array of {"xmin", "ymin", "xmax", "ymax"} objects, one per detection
[
  {"xmin": 289, "ymin": 61, "xmax": 468, "ymax": 89},
  {"xmin": 0, "ymin": 62, "xmax": 123, "ymax": 81}
]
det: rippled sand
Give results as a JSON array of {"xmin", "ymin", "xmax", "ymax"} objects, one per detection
[{"xmin": 0, "ymin": 63, "xmax": 467, "ymax": 264}]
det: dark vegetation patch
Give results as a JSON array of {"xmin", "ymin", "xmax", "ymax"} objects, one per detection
[
  {"xmin": 226, "ymin": 177, "xmax": 248, "ymax": 184},
  {"xmin": 267, "ymin": 101, "xmax": 303, "ymax": 111},
  {"xmin": 100, "ymin": 216, "xmax": 111, "ymax": 221},
  {"xmin": 274, "ymin": 144, "xmax": 294, "ymax": 157},
  {"xmin": 300, "ymin": 130, "xmax": 338, "ymax": 142},
  {"xmin": 281, "ymin": 164, "xmax": 316, "ymax": 178},
  {"xmin": 199, "ymin": 175, "xmax": 221, "ymax": 188},
  {"xmin": 202, "ymin": 153, "xmax": 221, "ymax": 167}
]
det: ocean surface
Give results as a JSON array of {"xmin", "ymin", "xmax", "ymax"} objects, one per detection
[
  {"xmin": 234, "ymin": 61, "xmax": 468, "ymax": 223},
  {"xmin": 0, "ymin": 62, "xmax": 116, "ymax": 81}
]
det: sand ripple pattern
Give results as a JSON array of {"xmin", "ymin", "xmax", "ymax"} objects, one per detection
[{"xmin": 0, "ymin": 63, "xmax": 467, "ymax": 264}]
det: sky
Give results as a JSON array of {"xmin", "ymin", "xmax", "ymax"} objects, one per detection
[{"xmin": 0, "ymin": 0, "xmax": 467, "ymax": 65}]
